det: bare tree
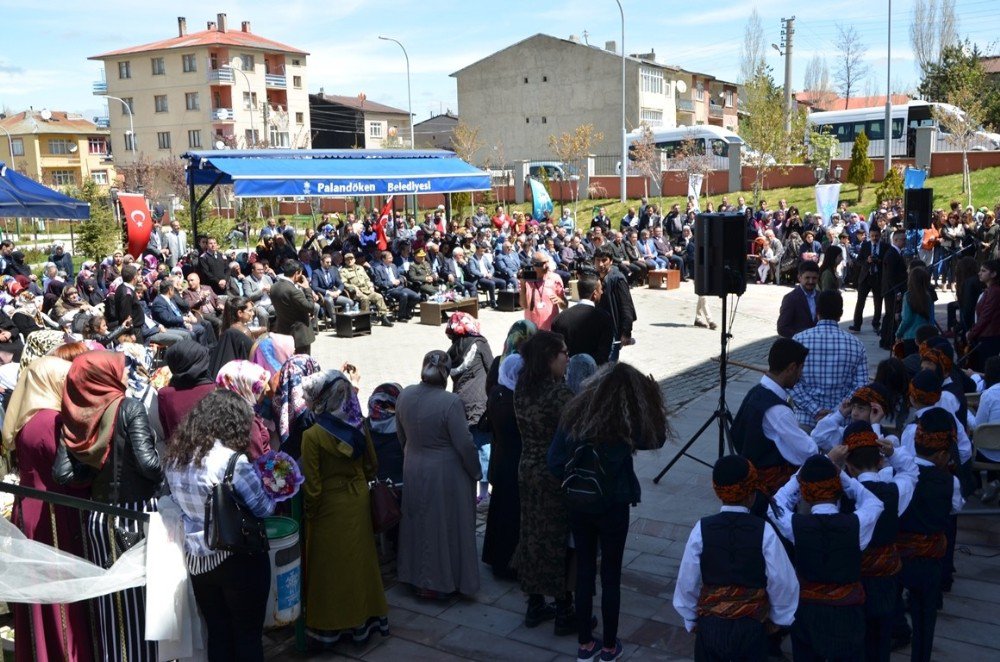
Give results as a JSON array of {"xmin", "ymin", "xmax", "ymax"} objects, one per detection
[
  {"xmin": 739, "ymin": 8, "xmax": 767, "ymax": 84},
  {"xmin": 803, "ymin": 54, "xmax": 836, "ymax": 109},
  {"xmin": 834, "ymin": 25, "xmax": 871, "ymax": 109},
  {"xmin": 911, "ymin": 0, "xmax": 961, "ymax": 78},
  {"xmin": 933, "ymin": 82, "xmax": 990, "ymax": 205},
  {"xmin": 628, "ymin": 124, "xmax": 660, "ymax": 201},
  {"xmin": 671, "ymin": 130, "xmax": 715, "ymax": 200},
  {"xmin": 450, "ymin": 122, "xmax": 482, "ymax": 213},
  {"xmin": 548, "ymin": 124, "xmax": 604, "ymax": 218}
]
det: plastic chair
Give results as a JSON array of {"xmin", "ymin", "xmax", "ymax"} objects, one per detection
[{"xmin": 966, "ymin": 392, "xmax": 980, "ymax": 415}]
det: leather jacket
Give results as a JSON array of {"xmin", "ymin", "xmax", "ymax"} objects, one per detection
[{"xmin": 53, "ymin": 398, "xmax": 163, "ymax": 503}]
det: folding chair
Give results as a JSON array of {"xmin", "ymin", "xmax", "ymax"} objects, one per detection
[{"xmin": 967, "ymin": 423, "xmax": 1000, "ymax": 516}]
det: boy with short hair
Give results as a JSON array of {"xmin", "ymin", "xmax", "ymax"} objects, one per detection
[{"xmin": 811, "ymin": 382, "xmax": 894, "ymax": 451}]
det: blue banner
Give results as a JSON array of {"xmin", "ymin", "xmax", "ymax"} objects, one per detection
[
  {"xmin": 232, "ymin": 175, "xmax": 491, "ymax": 198},
  {"xmin": 903, "ymin": 168, "xmax": 927, "ymax": 190},
  {"xmin": 528, "ymin": 177, "xmax": 554, "ymax": 221}
]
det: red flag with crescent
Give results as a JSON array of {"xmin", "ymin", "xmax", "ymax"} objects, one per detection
[
  {"xmin": 118, "ymin": 193, "xmax": 153, "ymax": 258},
  {"xmin": 376, "ymin": 196, "xmax": 393, "ymax": 251}
]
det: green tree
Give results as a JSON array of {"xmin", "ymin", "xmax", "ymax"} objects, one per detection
[
  {"xmin": 808, "ymin": 128, "xmax": 839, "ymax": 169},
  {"xmin": 68, "ymin": 180, "xmax": 122, "ymax": 261},
  {"xmin": 740, "ymin": 65, "xmax": 805, "ymax": 201},
  {"xmin": 919, "ymin": 41, "xmax": 1000, "ymax": 130},
  {"xmin": 847, "ymin": 130, "xmax": 874, "ymax": 202},
  {"xmin": 874, "ymin": 165, "xmax": 904, "ymax": 206}
]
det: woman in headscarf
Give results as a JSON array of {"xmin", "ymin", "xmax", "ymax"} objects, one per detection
[
  {"xmin": 485, "ymin": 319, "xmax": 537, "ymax": 394},
  {"xmin": 52, "ymin": 285, "xmax": 91, "ymax": 326},
  {"xmin": 53, "ymin": 351, "xmax": 161, "ymax": 662},
  {"xmin": 249, "ymin": 332, "xmax": 295, "ymax": 378},
  {"xmin": 445, "ymin": 311, "xmax": 494, "ymax": 508},
  {"xmin": 482, "ymin": 353, "xmax": 526, "ymax": 581},
  {"xmin": 395, "ymin": 350, "xmax": 481, "ymax": 598},
  {"xmin": 566, "ymin": 353, "xmax": 598, "ymax": 394},
  {"xmin": 3, "ymin": 356, "xmax": 93, "ymax": 662},
  {"xmin": 156, "ymin": 339, "xmax": 216, "ymax": 440},
  {"xmin": 215, "ymin": 359, "xmax": 272, "ymax": 459},
  {"xmin": 365, "ymin": 382, "xmax": 403, "ymax": 483},
  {"xmin": 272, "ymin": 354, "xmax": 322, "ymax": 458},
  {"xmin": 18, "ymin": 329, "xmax": 67, "ymax": 368},
  {"xmin": 300, "ymin": 368, "xmax": 389, "ymax": 648},
  {"xmin": 209, "ymin": 296, "xmax": 256, "ymax": 378},
  {"xmin": 11, "ymin": 291, "xmax": 58, "ymax": 338}
]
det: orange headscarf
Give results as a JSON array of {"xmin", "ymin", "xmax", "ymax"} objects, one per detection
[{"xmin": 61, "ymin": 351, "xmax": 127, "ymax": 469}]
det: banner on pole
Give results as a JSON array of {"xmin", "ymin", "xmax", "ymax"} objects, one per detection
[
  {"xmin": 904, "ymin": 168, "xmax": 927, "ymax": 190},
  {"xmin": 118, "ymin": 193, "xmax": 153, "ymax": 258},
  {"xmin": 529, "ymin": 178, "xmax": 554, "ymax": 221},
  {"xmin": 814, "ymin": 183, "xmax": 842, "ymax": 225},
  {"xmin": 687, "ymin": 173, "xmax": 704, "ymax": 202}
]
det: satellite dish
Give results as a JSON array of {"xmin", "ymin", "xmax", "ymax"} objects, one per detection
[
  {"xmin": 68, "ymin": 144, "xmax": 78, "ymax": 153},
  {"xmin": 215, "ymin": 140, "xmax": 226, "ymax": 150},
  {"xmin": 675, "ymin": 80, "xmax": 687, "ymax": 94},
  {"xmin": 39, "ymin": 108, "xmax": 53, "ymax": 120}
]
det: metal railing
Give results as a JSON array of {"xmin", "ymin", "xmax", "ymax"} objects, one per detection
[
  {"xmin": 211, "ymin": 108, "xmax": 235, "ymax": 121},
  {"xmin": 92, "ymin": 81, "xmax": 107, "ymax": 95},
  {"xmin": 207, "ymin": 68, "xmax": 234, "ymax": 84},
  {"xmin": 264, "ymin": 74, "xmax": 287, "ymax": 88},
  {"xmin": 676, "ymin": 98, "xmax": 695, "ymax": 113},
  {"xmin": 709, "ymin": 105, "xmax": 724, "ymax": 119}
]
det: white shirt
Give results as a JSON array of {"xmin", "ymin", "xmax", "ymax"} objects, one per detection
[
  {"xmin": 913, "ymin": 456, "xmax": 965, "ymax": 514},
  {"xmin": 856, "ymin": 446, "xmax": 919, "ymax": 517},
  {"xmin": 974, "ymin": 383, "xmax": 1000, "ymax": 461},
  {"xmin": 673, "ymin": 506, "xmax": 799, "ymax": 632},
  {"xmin": 900, "ymin": 405, "xmax": 972, "ymax": 464},
  {"xmin": 810, "ymin": 410, "xmax": 892, "ymax": 452},
  {"xmin": 574, "ymin": 300, "xmax": 595, "ymax": 308},
  {"xmin": 760, "ymin": 376, "xmax": 819, "ymax": 465},
  {"xmin": 769, "ymin": 472, "xmax": 885, "ymax": 551}
]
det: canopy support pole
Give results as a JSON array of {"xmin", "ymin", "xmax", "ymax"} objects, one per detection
[{"xmin": 190, "ymin": 173, "xmax": 225, "ymax": 240}]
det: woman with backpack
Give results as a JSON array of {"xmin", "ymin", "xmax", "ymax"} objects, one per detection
[{"xmin": 548, "ymin": 362, "xmax": 669, "ymax": 662}]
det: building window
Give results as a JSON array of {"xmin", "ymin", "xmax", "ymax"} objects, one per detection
[
  {"xmin": 292, "ymin": 75, "xmax": 302, "ymax": 88},
  {"xmin": 641, "ymin": 68, "xmax": 664, "ymax": 94},
  {"xmin": 368, "ymin": 122, "xmax": 383, "ymax": 139},
  {"xmin": 295, "ymin": 112, "xmax": 304, "ymax": 124},
  {"xmin": 51, "ymin": 170, "xmax": 75, "ymax": 186},
  {"xmin": 188, "ymin": 130, "xmax": 202, "ymax": 148},
  {"xmin": 292, "ymin": 58, "xmax": 301, "ymax": 66},
  {"xmin": 157, "ymin": 131, "xmax": 171, "ymax": 150},
  {"xmin": 48, "ymin": 139, "xmax": 72, "ymax": 155},
  {"xmin": 151, "ymin": 57, "xmax": 165, "ymax": 75},
  {"xmin": 155, "ymin": 95, "xmax": 169, "ymax": 113},
  {"xmin": 118, "ymin": 60, "xmax": 131, "ymax": 79},
  {"xmin": 269, "ymin": 128, "xmax": 290, "ymax": 147},
  {"xmin": 182, "ymin": 54, "xmax": 197, "ymax": 73},
  {"xmin": 695, "ymin": 81, "xmax": 705, "ymax": 101},
  {"xmin": 185, "ymin": 92, "xmax": 200, "ymax": 111},
  {"xmin": 542, "ymin": 117, "xmax": 547, "ymax": 124},
  {"xmin": 525, "ymin": 117, "xmax": 530, "ymax": 123},
  {"xmin": 242, "ymin": 92, "xmax": 258, "ymax": 109},
  {"xmin": 245, "ymin": 129, "xmax": 260, "ymax": 146},
  {"xmin": 122, "ymin": 97, "xmax": 134, "ymax": 114},
  {"xmin": 10, "ymin": 138, "xmax": 23, "ymax": 157},
  {"xmin": 523, "ymin": 76, "xmax": 529, "ymax": 84},
  {"xmin": 640, "ymin": 108, "xmax": 664, "ymax": 126},
  {"xmin": 542, "ymin": 75, "xmax": 548, "ymax": 82},
  {"xmin": 239, "ymin": 54, "xmax": 255, "ymax": 70},
  {"xmin": 724, "ymin": 90, "xmax": 735, "ymax": 107},
  {"xmin": 91, "ymin": 170, "xmax": 109, "ymax": 185},
  {"xmin": 88, "ymin": 137, "xmax": 107, "ymax": 154},
  {"xmin": 124, "ymin": 132, "xmax": 136, "ymax": 151}
]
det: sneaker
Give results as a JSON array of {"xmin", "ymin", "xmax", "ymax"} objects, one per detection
[
  {"xmin": 708, "ymin": 322, "xmax": 718, "ymax": 330},
  {"xmin": 847, "ymin": 326, "xmax": 860, "ymax": 333},
  {"xmin": 600, "ymin": 639, "xmax": 624, "ymax": 661},
  {"xmin": 577, "ymin": 641, "xmax": 601, "ymax": 662},
  {"xmin": 525, "ymin": 600, "xmax": 556, "ymax": 628},
  {"xmin": 693, "ymin": 320, "xmax": 708, "ymax": 328}
]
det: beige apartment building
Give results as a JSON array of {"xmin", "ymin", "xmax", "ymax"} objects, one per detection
[
  {"xmin": 674, "ymin": 71, "xmax": 739, "ymax": 132},
  {"xmin": 89, "ymin": 13, "xmax": 311, "ymax": 164},
  {"xmin": 0, "ymin": 110, "xmax": 114, "ymax": 188}
]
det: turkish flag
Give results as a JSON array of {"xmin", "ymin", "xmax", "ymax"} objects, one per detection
[
  {"xmin": 118, "ymin": 193, "xmax": 153, "ymax": 258},
  {"xmin": 375, "ymin": 196, "xmax": 393, "ymax": 251}
]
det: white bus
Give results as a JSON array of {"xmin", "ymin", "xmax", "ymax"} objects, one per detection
[
  {"xmin": 625, "ymin": 125, "xmax": 747, "ymax": 172},
  {"xmin": 806, "ymin": 100, "xmax": 1000, "ymax": 159}
]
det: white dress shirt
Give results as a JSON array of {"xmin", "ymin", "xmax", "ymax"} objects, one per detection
[
  {"xmin": 856, "ymin": 446, "xmax": 919, "ymax": 517},
  {"xmin": 673, "ymin": 505, "xmax": 799, "ymax": 632},
  {"xmin": 769, "ymin": 472, "xmax": 885, "ymax": 551},
  {"xmin": 974, "ymin": 383, "xmax": 1000, "ymax": 461},
  {"xmin": 900, "ymin": 405, "xmax": 972, "ymax": 464},
  {"xmin": 759, "ymin": 376, "xmax": 819, "ymax": 466},
  {"xmin": 810, "ymin": 410, "xmax": 892, "ymax": 452}
]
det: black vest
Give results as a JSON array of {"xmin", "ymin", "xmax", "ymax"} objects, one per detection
[
  {"xmin": 899, "ymin": 465, "xmax": 952, "ymax": 535},
  {"xmin": 792, "ymin": 513, "xmax": 862, "ymax": 584},
  {"xmin": 732, "ymin": 384, "xmax": 790, "ymax": 469},
  {"xmin": 843, "ymin": 480, "xmax": 900, "ymax": 549},
  {"xmin": 699, "ymin": 512, "xmax": 767, "ymax": 589}
]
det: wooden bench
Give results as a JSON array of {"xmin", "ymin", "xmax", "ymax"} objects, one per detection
[
  {"xmin": 647, "ymin": 269, "xmax": 680, "ymax": 290},
  {"xmin": 497, "ymin": 289, "xmax": 521, "ymax": 312},
  {"xmin": 334, "ymin": 311, "xmax": 373, "ymax": 338},
  {"xmin": 419, "ymin": 297, "xmax": 480, "ymax": 326}
]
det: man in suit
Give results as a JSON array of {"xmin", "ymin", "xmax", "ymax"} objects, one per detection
[
  {"xmin": 105, "ymin": 264, "xmax": 144, "ymax": 331},
  {"xmin": 551, "ymin": 272, "xmax": 615, "ymax": 364},
  {"xmin": 467, "ymin": 243, "xmax": 505, "ymax": 308},
  {"xmin": 198, "ymin": 237, "xmax": 229, "ymax": 295},
  {"xmin": 182, "ymin": 272, "xmax": 223, "ymax": 337},
  {"xmin": 144, "ymin": 218, "xmax": 168, "ymax": 263},
  {"xmin": 372, "ymin": 250, "xmax": 420, "ymax": 321},
  {"xmin": 271, "ymin": 260, "xmax": 316, "ymax": 354},
  {"xmin": 162, "ymin": 220, "xmax": 188, "ymax": 268},
  {"xmin": 593, "ymin": 246, "xmax": 636, "ymax": 361},
  {"xmin": 310, "ymin": 253, "xmax": 354, "ymax": 320},
  {"xmin": 150, "ymin": 279, "xmax": 213, "ymax": 347},
  {"xmin": 440, "ymin": 247, "xmax": 478, "ymax": 298},
  {"xmin": 776, "ymin": 260, "xmax": 819, "ymax": 338},
  {"xmin": 850, "ymin": 227, "xmax": 883, "ymax": 334},
  {"xmin": 879, "ymin": 230, "xmax": 908, "ymax": 349}
]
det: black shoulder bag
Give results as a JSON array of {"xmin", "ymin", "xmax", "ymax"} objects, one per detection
[
  {"xmin": 204, "ymin": 452, "xmax": 269, "ymax": 554},
  {"xmin": 110, "ymin": 437, "xmax": 143, "ymax": 555}
]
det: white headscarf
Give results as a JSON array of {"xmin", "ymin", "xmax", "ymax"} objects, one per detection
[{"xmin": 498, "ymin": 354, "xmax": 524, "ymax": 391}]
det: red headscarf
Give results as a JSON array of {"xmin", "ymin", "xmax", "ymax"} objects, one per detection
[{"xmin": 61, "ymin": 351, "xmax": 127, "ymax": 468}]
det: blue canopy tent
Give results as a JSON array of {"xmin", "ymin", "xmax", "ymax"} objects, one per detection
[
  {"xmin": 0, "ymin": 162, "xmax": 90, "ymax": 219},
  {"xmin": 180, "ymin": 149, "xmax": 491, "ymax": 237}
]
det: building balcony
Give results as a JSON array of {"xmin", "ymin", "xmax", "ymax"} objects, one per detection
[
  {"xmin": 211, "ymin": 108, "xmax": 235, "ymax": 122},
  {"xmin": 676, "ymin": 98, "xmax": 695, "ymax": 113},
  {"xmin": 709, "ymin": 105, "xmax": 724, "ymax": 119},
  {"xmin": 94, "ymin": 116, "xmax": 110, "ymax": 128},
  {"xmin": 207, "ymin": 68, "xmax": 234, "ymax": 84},
  {"xmin": 92, "ymin": 81, "xmax": 108, "ymax": 95},
  {"xmin": 264, "ymin": 74, "xmax": 286, "ymax": 88}
]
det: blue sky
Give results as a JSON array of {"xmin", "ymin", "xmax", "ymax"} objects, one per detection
[{"xmin": 1, "ymin": 0, "xmax": 997, "ymax": 123}]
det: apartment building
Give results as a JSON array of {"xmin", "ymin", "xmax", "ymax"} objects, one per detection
[
  {"xmin": 89, "ymin": 13, "xmax": 311, "ymax": 164},
  {"xmin": 673, "ymin": 71, "xmax": 739, "ymax": 132},
  {"xmin": 0, "ymin": 109, "xmax": 114, "ymax": 188},
  {"xmin": 309, "ymin": 92, "xmax": 413, "ymax": 149}
]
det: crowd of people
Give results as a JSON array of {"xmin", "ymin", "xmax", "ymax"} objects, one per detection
[{"xmin": 0, "ymin": 190, "xmax": 997, "ymax": 662}]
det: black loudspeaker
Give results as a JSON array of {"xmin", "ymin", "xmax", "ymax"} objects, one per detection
[
  {"xmin": 694, "ymin": 212, "xmax": 747, "ymax": 297},
  {"xmin": 904, "ymin": 188, "xmax": 933, "ymax": 230}
]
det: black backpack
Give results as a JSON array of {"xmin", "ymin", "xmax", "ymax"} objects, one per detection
[{"xmin": 561, "ymin": 442, "xmax": 614, "ymax": 513}]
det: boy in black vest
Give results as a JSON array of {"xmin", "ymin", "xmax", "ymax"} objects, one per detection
[
  {"xmin": 769, "ymin": 453, "xmax": 884, "ymax": 661},
  {"xmin": 898, "ymin": 408, "xmax": 964, "ymax": 662},
  {"xmin": 673, "ymin": 456, "xmax": 799, "ymax": 661},
  {"xmin": 841, "ymin": 420, "xmax": 918, "ymax": 662}
]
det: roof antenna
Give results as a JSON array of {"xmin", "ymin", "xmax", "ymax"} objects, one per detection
[{"xmin": 582, "ymin": 30, "xmax": 590, "ymax": 46}]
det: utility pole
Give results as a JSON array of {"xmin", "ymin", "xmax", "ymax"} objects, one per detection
[
  {"xmin": 780, "ymin": 16, "xmax": 795, "ymax": 136},
  {"xmin": 884, "ymin": 0, "xmax": 893, "ymax": 173}
]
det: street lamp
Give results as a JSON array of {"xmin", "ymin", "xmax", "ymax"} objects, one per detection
[
  {"xmin": 377, "ymin": 36, "xmax": 414, "ymax": 151},
  {"xmin": 884, "ymin": 0, "xmax": 893, "ymax": 173},
  {"xmin": 614, "ymin": 0, "xmax": 626, "ymax": 204},
  {"xmin": 814, "ymin": 164, "xmax": 843, "ymax": 183},
  {"xmin": 0, "ymin": 124, "xmax": 15, "ymax": 169},
  {"xmin": 101, "ymin": 94, "xmax": 135, "ymax": 153},
  {"xmin": 223, "ymin": 60, "xmax": 255, "ymax": 146}
]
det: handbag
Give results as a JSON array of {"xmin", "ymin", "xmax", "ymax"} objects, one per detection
[
  {"xmin": 204, "ymin": 452, "xmax": 269, "ymax": 554},
  {"xmin": 110, "ymin": 436, "xmax": 143, "ymax": 555},
  {"xmin": 370, "ymin": 479, "xmax": 401, "ymax": 534}
]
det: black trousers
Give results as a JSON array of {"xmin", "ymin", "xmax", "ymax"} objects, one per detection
[
  {"xmin": 790, "ymin": 603, "xmax": 864, "ymax": 661},
  {"xmin": 570, "ymin": 502, "xmax": 629, "ymax": 647},
  {"xmin": 880, "ymin": 292, "xmax": 901, "ymax": 347},
  {"xmin": 900, "ymin": 557, "xmax": 942, "ymax": 662},
  {"xmin": 695, "ymin": 615, "xmax": 767, "ymax": 662},
  {"xmin": 191, "ymin": 552, "xmax": 271, "ymax": 662},
  {"xmin": 384, "ymin": 286, "xmax": 420, "ymax": 317},
  {"xmin": 863, "ymin": 575, "xmax": 899, "ymax": 662},
  {"xmin": 853, "ymin": 276, "xmax": 882, "ymax": 329}
]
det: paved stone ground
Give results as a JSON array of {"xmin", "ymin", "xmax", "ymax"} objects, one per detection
[{"xmin": 266, "ymin": 281, "xmax": 1000, "ymax": 660}]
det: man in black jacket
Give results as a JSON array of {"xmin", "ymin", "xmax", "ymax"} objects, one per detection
[
  {"xmin": 594, "ymin": 247, "xmax": 636, "ymax": 362},
  {"xmin": 850, "ymin": 227, "xmax": 883, "ymax": 333},
  {"xmin": 106, "ymin": 264, "xmax": 144, "ymax": 331},
  {"xmin": 197, "ymin": 237, "xmax": 229, "ymax": 295},
  {"xmin": 551, "ymin": 272, "xmax": 615, "ymax": 364},
  {"xmin": 880, "ymin": 230, "xmax": 908, "ymax": 349}
]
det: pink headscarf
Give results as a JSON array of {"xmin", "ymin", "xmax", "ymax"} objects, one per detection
[{"xmin": 216, "ymin": 360, "xmax": 269, "ymax": 406}]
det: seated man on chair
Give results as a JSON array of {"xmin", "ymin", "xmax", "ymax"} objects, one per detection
[
  {"xmin": 310, "ymin": 253, "xmax": 354, "ymax": 321},
  {"xmin": 372, "ymin": 250, "xmax": 420, "ymax": 322},
  {"xmin": 468, "ymin": 243, "xmax": 505, "ymax": 309},
  {"xmin": 440, "ymin": 247, "xmax": 478, "ymax": 298}
]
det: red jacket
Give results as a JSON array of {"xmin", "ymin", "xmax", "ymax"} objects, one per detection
[{"xmin": 970, "ymin": 283, "xmax": 1000, "ymax": 341}]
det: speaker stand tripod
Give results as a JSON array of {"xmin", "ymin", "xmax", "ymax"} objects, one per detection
[{"xmin": 654, "ymin": 293, "xmax": 735, "ymax": 483}]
